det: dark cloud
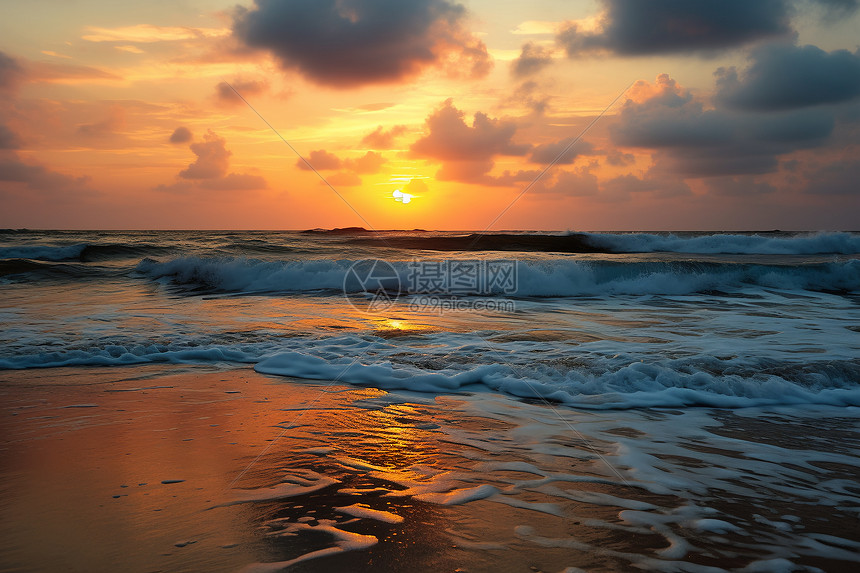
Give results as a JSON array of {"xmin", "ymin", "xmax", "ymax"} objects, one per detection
[
  {"xmin": 0, "ymin": 124, "xmax": 21, "ymax": 149},
  {"xmin": 803, "ymin": 158, "xmax": 860, "ymax": 194},
  {"xmin": 0, "ymin": 51, "xmax": 24, "ymax": 91},
  {"xmin": 0, "ymin": 153, "xmax": 90, "ymax": 191},
  {"xmin": 703, "ymin": 176, "xmax": 777, "ymax": 196},
  {"xmin": 215, "ymin": 79, "xmax": 268, "ymax": 106},
  {"xmin": 410, "ymin": 99, "xmax": 530, "ymax": 183},
  {"xmin": 602, "ymin": 173, "xmax": 691, "ymax": 197},
  {"xmin": 232, "ymin": 0, "xmax": 491, "ymax": 88},
  {"xmin": 179, "ymin": 130, "xmax": 231, "ymax": 179},
  {"xmin": 605, "ymin": 149, "xmax": 635, "ymax": 166},
  {"xmin": 807, "ymin": 0, "xmax": 860, "ymax": 20},
  {"xmin": 558, "ymin": 0, "xmax": 792, "ymax": 57},
  {"xmin": 612, "ymin": 74, "xmax": 835, "ymax": 177},
  {"xmin": 715, "ymin": 44, "xmax": 860, "ymax": 111},
  {"xmin": 361, "ymin": 125, "xmax": 408, "ymax": 148},
  {"xmin": 169, "ymin": 126, "xmax": 193, "ymax": 144},
  {"xmin": 529, "ymin": 138, "xmax": 594, "ymax": 165},
  {"xmin": 511, "ymin": 42, "xmax": 554, "ymax": 77}
]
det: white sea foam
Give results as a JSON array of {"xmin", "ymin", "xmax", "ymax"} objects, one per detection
[{"xmin": 254, "ymin": 350, "xmax": 860, "ymax": 409}]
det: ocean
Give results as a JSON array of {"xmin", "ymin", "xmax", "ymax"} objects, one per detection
[{"xmin": 1, "ymin": 229, "xmax": 859, "ymax": 572}]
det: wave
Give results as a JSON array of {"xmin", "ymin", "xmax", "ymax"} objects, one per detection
[
  {"xmin": 5, "ymin": 338, "xmax": 855, "ymax": 409},
  {"xmin": 0, "ymin": 242, "xmax": 171, "ymax": 262},
  {"xmin": 255, "ymin": 351, "xmax": 860, "ymax": 410},
  {"xmin": 0, "ymin": 258, "xmax": 98, "ymax": 280},
  {"xmin": 0, "ymin": 344, "xmax": 262, "ymax": 370},
  {"xmin": 137, "ymin": 256, "xmax": 860, "ymax": 296},
  {"xmin": 347, "ymin": 233, "xmax": 607, "ymax": 253},
  {"xmin": 343, "ymin": 231, "xmax": 860, "ymax": 255},
  {"xmin": 582, "ymin": 231, "xmax": 860, "ymax": 255},
  {"xmin": 0, "ymin": 244, "xmax": 89, "ymax": 261}
]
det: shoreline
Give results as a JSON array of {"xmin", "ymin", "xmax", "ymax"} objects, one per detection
[{"xmin": 1, "ymin": 365, "xmax": 858, "ymax": 572}]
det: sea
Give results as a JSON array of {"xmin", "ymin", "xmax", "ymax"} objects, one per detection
[{"xmin": 1, "ymin": 228, "xmax": 859, "ymax": 571}]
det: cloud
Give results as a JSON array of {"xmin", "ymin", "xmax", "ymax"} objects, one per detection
[
  {"xmin": 602, "ymin": 173, "xmax": 691, "ymax": 197},
  {"xmin": 76, "ymin": 107, "xmax": 125, "ymax": 137},
  {"xmin": 543, "ymin": 166, "xmax": 600, "ymax": 196},
  {"xmin": 297, "ymin": 149, "xmax": 342, "ymax": 171},
  {"xmin": 803, "ymin": 158, "xmax": 860, "ymax": 194},
  {"xmin": 605, "ymin": 149, "xmax": 635, "ymax": 166},
  {"xmin": 27, "ymin": 61, "xmax": 121, "ymax": 83},
  {"xmin": 179, "ymin": 131, "xmax": 232, "ymax": 179},
  {"xmin": 511, "ymin": 20, "xmax": 560, "ymax": 35},
  {"xmin": 0, "ymin": 124, "xmax": 21, "ymax": 149},
  {"xmin": 529, "ymin": 138, "xmax": 594, "ymax": 165},
  {"xmin": 505, "ymin": 81, "xmax": 550, "ymax": 115},
  {"xmin": 411, "ymin": 98, "xmax": 529, "ymax": 165},
  {"xmin": 199, "ymin": 172, "xmax": 267, "ymax": 190},
  {"xmin": 327, "ymin": 172, "xmax": 363, "ymax": 187},
  {"xmin": 0, "ymin": 51, "xmax": 24, "ymax": 91},
  {"xmin": 232, "ymin": 0, "xmax": 492, "ymax": 88},
  {"xmin": 410, "ymin": 99, "xmax": 531, "ymax": 182},
  {"xmin": 215, "ymin": 79, "xmax": 268, "ymax": 107},
  {"xmin": 715, "ymin": 44, "xmax": 860, "ymax": 111},
  {"xmin": 82, "ymin": 24, "xmax": 229, "ymax": 43},
  {"xmin": 404, "ymin": 178, "xmax": 429, "ymax": 195},
  {"xmin": 0, "ymin": 153, "xmax": 90, "ymax": 191},
  {"xmin": 703, "ymin": 176, "xmax": 777, "ymax": 196},
  {"xmin": 169, "ymin": 127, "xmax": 193, "ymax": 144},
  {"xmin": 161, "ymin": 131, "xmax": 267, "ymax": 192},
  {"xmin": 295, "ymin": 149, "xmax": 386, "ymax": 186},
  {"xmin": 611, "ymin": 74, "xmax": 835, "ymax": 177},
  {"xmin": 808, "ymin": 0, "xmax": 860, "ymax": 20},
  {"xmin": 361, "ymin": 125, "xmax": 408, "ymax": 148},
  {"xmin": 345, "ymin": 151, "xmax": 387, "ymax": 174},
  {"xmin": 511, "ymin": 42, "xmax": 554, "ymax": 77},
  {"xmin": 558, "ymin": 0, "xmax": 793, "ymax": 57}
]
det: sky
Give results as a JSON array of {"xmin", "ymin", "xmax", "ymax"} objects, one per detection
[{"xmin": 1, "ymin": 0, "xmax": 859, "ymax": 230}]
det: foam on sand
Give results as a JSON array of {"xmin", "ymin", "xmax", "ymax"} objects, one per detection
[
  {"xmin": 224, "ymin": 469, "xmax": 339, "ymax": 506},
  {"xmin": 240, "ymin": 519, "xmax": 377, "ymax": 573},
  {"xmin": 333, "ymin": 504, "xmax": 404, "ymax": 524}
]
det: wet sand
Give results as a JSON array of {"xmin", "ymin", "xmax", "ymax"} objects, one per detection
[{"xmin": 1, "ymin": 366, "xmax": 858, "ymax": 572}]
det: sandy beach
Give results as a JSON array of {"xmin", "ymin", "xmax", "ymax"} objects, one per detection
[{"xmin": 2, "ymin": 365, "xmax": 858, "ymax": 572}]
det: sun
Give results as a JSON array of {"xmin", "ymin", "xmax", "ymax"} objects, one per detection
[{"xmin": 392, "ymin": 189, "xmax": 414, "ymax": 204}]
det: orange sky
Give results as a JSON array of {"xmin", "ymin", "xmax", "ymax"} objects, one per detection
[{"xmin": 1, "ymin": 0, "xmax": 859, "ymax": 230}]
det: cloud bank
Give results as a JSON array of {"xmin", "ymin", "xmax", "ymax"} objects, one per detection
[{"xmin": 232, "ymin": 0, "xmax": 491, "ymax": 88}]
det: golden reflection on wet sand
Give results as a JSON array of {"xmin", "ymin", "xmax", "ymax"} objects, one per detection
[{"xmin": 2, "ymin": 366, "xmax": 857, "ymax": 572}]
